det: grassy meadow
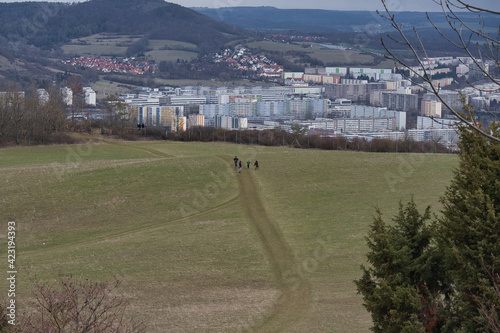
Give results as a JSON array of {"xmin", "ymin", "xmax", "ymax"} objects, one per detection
[
  {"xmin": 144, "ymin": 50, "xmax": 199, "ymax": 63},
  {"xmin": 0, "ymin": 140, "xmax": 457, "ymax": 332},
  {"xmin": 245, "ymin": 40, "xmax": 392, "ymax": 67},
  {"xmin": 61, "ymin": 34, "xmax": 200, "ymax": 62}
]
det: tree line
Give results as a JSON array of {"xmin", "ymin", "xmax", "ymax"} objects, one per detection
[
  {"xmin": 138, "ymin": 126, "xmax": 450, "ymax": 154},
  {"xmin": 0, "ymin": 86, "xmax": 68, "ymax": 146}
]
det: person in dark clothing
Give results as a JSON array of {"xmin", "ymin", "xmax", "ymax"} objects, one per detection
[
  {"xmin": 234, "ymin": 156, "xmax": 238, "ymax": 168},
  {"xmin": 239, "ymin": 160, "xmax": 242, "ymax": 173},
  {"xmin": 254, "ymin": 160, "xmax": 259, "ymax": 170}
]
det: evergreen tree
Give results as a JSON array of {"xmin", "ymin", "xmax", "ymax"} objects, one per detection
[
  {"xmin": 357, "ymin": 114, "xmax": 500, "ymax": 332},
  {"xmin": 355, "ymin": 199, "xmax": 448, "ymax": 332},
  {"xmin": 437, "ymin": 119, "xmax": 500, "ymax": 332}
]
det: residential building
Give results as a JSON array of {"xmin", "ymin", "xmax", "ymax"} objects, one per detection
[
  {"xmin": 215, "ymin": 116, "xmax": 247, "ymax": 130},
  {"xmin": 199, "ymin": 104, "xmax": 231, "ymax": 118},
  {"xmin": 471, "ymin": 96, "xmax": 488, "ymax": 110},
  {"xmin": 61, "ymin": 87, "xmax": 73, "ymax": 106},
  {"xmin": 304, "ymin": 75, "xmax": 340, "ymax": 85},
  {"xmin": 130, "ymin": 105, "xmax": 184, "ymax": 128},
  {"xmin": 305, "ymin": 67, "xmax": 348, "ymax": 77},
  {"xmin": 349, "ymin": 68, "xmax": 392, "ymax": 81},
  {"xmin": 172, "ymin": 116, "xmax": 187, "ymax": 132},
  {"xmin": 295, "ymin": 117, "xmax": 400, "ymax": 133},
  {"xmin": 282, "ymin": 72, "xmax": 305, "ymax": 80},
  {"xmin": 370, "ymin": 89, "xmax": 390, "ymax": 106},
  {"xmin": 326, "ymin": 81, "xmax": 387, "ymax": 103},
  {"xmin": 166, "ymin": 96, "xmax": 208, "ymax": 105},
  {"xmin": 256, "ymin": 101, "xmax": 285, "ymax": 117},
  {"xmin": 285, "ymin": 98, "xmax": 327, "ymax": 120},
  {"xmin": 456, "ymin": 64, "xmax": 469, "ymax": 76},
  {"xmin": 83, "ymin": 87, "xmax": 96, "ymax": 106},
  {"xmin": 188, "ymin": 114, "xmax": 205, "ymax": 128},
  {"xmin": 0, "ymin": 91, "xmax": 25, "ymax": 99},
  {"xmin": 381, "ymin": 91, "xmax": 419, "ymax": 113},
  {"xmin": 349, "ymin": 105, "xmax": 407, "ymax": 130},
  {"xmin": 421, "ymin": 100, "xmax": 442, "ymax": 117},
  {"xmin": 417, "ymin": 116, "xmax": 459, "ymax": 130},
  {"xmin": 292, "ymin": 86, "xmax": 325, "ymax": 96},
  {"xmin": 407, "ymin": 128, "xmax": 459, "ymax": 146},
  {"xmin": 37, "ymin": 89, "xmax": 49, "ymax": 104},
  {"xmin": 325, "ymin": 67, "xmax": 348, "ymax": 76},
  {"xmin": 422, "ymin": 90, "xmax": 463, "ymax": 113}
]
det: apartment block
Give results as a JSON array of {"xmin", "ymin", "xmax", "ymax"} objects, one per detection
[
  {"xmin": 172, "ymin": 116, "xmax": 187, "ymax": 132},
  {"xmin": 422, "ymin": 90, "xmax": 463, "ymax": 113},
  {"xmin": 417, "ymin": 116, "xmax": 459, "ymax": 130},
  {"xmin": 188, "ymin": 114, "xmax": 205, "ymax": 127},
  {"xmin": 215, "ymin": 116, "xmax": 247, "ymax": 130},
  {"xmin": 60, "ymin": 87, "xmax": 73, "ymax": 106},
  {"xmin": 282, "ymin": 72, "xmax": 305, "ymax": 80},
  {"xmin": 301, "ymin": 118, "xmax": 398, "ymax": 133},
  {"xmin": 326, "ymin": 82, "xmax": 387, "ymax": 103},
  {"xmin": 349, "ymin": 105, "xmax": 407, "ymax": 130},
  {"xmin": 421, "ymin": 100, "xmax": 442, "ymax": 117},
  {"xmin": 304, "ymin": 74, "xmax": 340, "ymax": 85},
  {"xmin": 381, "ymin": 91, "xmax": 419, "ymax": 113},
  {"xmin": 83, "ymin": 87, "xmax": 96, "ymax": 106},
  {"xmin": 350, "ymin": 68, "xmax": 392, "ymax": 81},
  {"xmin": 130, "ymin": 105, "xmax": 184, "ymax": 127},
  {"xmin": 305, "ymin": 67, "xmax": 348, "ymax": 76}
]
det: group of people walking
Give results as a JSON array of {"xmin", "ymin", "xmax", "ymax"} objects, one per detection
[{"xmin": 234, "ymin": 156, "xmax": 259, "ymax": 173}]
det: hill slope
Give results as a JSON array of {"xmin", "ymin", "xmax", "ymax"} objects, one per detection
[
  {"xmin": 0, "ymin": 140, "xmax": 457, "ymax": 332},
  {"xmin": 0, "ymin": 0, "xmax": 246, "ymax": 53}
]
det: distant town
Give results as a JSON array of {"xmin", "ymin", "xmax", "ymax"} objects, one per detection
[{"xmin": 65, "ymin": 56, "xmax": 157, "ymax": 75}]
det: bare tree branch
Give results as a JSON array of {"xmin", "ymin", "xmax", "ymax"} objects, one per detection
[
  {"xmin": 20, "ymin": 275, "xmax": 147, "ymax": 333},
  {"xmin": 455, "ymin": 0, "xmax": 500, "ymax": 15},
  {"xmin": 380, "ymin": 0, "xmax": 500, "ymax": 143}
]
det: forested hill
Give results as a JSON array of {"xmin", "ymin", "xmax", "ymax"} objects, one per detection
[
  {"xmin": 0, "ymin": 0, "xmax": 246, "ymax": 53},
  {"xmin": 0, "ymin": 2, "xmax": 64, "ymax": 42},
  {"xmin": 194, "ymin": 6, "xmax": 499, "ymax": 34}
]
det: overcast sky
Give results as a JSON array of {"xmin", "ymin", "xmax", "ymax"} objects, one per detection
[{"xmin": 0, "ymin": 0, "xmax": 499, "ymax": 12}]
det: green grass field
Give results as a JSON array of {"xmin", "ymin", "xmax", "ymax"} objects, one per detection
[
  {"xmin": 0, "ymin": 140, "xmax": 457, "ymax": 332},
  {"xmin": 148, "ymin": 39, "xmax": 198, "ymax": 52},
  {"xmin": 61, "ymin": 44, "xmax": 129, "ymax": 56},
  {"xmin": 144, "ymin": 50, "xmax": 199, "ymax": 63},
  {"xmin": 61, "ymin": 34, "xmax": 200, "ymax": 62}
]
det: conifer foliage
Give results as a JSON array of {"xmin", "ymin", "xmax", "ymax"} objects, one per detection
[
  {"xmin": 355, "ymin": 200, "xmax": 447, "ymax": 332},
  {"xmin": 437, "ymin": 122, "xmax": 500, "ymax": 331}
]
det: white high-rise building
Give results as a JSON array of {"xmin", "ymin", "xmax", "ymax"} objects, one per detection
[
  {"xmin": 37, "ymin": 89, "xmax": 49, "ymax": 104},
  {"xmin": 83, "ymin": 87, "xmax": 96, "ymax": 106}
]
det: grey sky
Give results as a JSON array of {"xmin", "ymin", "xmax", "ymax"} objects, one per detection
[{"xmin": 0, "ymin": 0, "xmax": 499, "ymax": 11}]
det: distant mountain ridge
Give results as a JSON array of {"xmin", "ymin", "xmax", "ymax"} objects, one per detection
[{"xmin": 193, "ymin": 6, "xmax": 499, "ymax": 34}]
